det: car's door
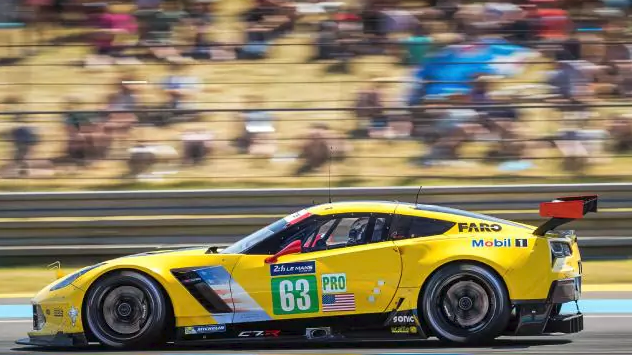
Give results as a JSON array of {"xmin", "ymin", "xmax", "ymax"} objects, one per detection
[
  {"xmin": 229, "ymin": 212, "xmax": 403, "ymax": 323},
  {"xmin": 389, "ymin": 213, "xmax": 457, "ymax": 288}
]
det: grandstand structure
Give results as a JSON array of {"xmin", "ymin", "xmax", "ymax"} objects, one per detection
[{"xmin": 0, "ymin": 0, "xmax": 631, "ymax": 189}]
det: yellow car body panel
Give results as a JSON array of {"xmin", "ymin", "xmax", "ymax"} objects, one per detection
[{"xmin": 22, "ymin": 198, "xmax": 590, "ymax": 347}]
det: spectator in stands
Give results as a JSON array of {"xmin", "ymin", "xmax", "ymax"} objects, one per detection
[
  {"xmin": 126, "ymin": 138, "xmax": 179, "ymax": 180},
  {"xmin": 529, "ymin": 0, "xmax": 572, "ymax": 42},
  {"xmin": 236, "ymin": 22, "xmax": 271, "ymax": 60},
  {"xmin": 593, "ymin": 11, "xmax": 632, "ymax": 97},
  {"xmin": 417, "ymin": 92, "xmax": 487, "ymax": 166},
  {"xmin": 236, "ymin": 3, "xmax": 296, "ymax": 60},
  {"xmin": 479, "ymin": 92, "xmax": 540, "ymax": 171},
  {"xmin": 505, "ymin": 3, "xmax": 538, "ymax": 44},
  {"xmin": 160, "ymin": 60, "xmax": 201, "ymax": 124},
  {"xmin": 549, "ymin": 119, "xmax": 609, "ymax": 173},
  {"xmin": 23, "ymin": 0, "xmax": 54, "ymax": 54},
  {"xmin": 310, "ymin": 9, "xmax": 341, "ymax": 61},
  {"xmin": 62, "ymin": 95, "xmax": 114, "ymax": 165},
  {"xmin": 84, "ymin": 2, "xmax": 139, "ymax": 69},
  {"xmin": 0, "ymin": 96, "xmax": 39, "ymax": 177},
  {"xmin": 137, "ymin": 0, "xmax": 161, "ymax": 10},
  {"xmin": 395, "ymin": 23, "xmax": 434, "ymax": 66},
  {"xmin": 181, "ymin": 129, "xmax": 213, "ymax": 165},
  {"xmin": 573, "ymin": 0, "xmax": 607, "ymax": 32},
  {"xmin": 353, "ymin": 77, "xmax": 389, "ymax": 138},
  {"xmin": 109, "ymin": 71, "xmax": 142, "ymax": 112},
  {"xmin": 360, "ymin": 0, "xmax": 388, "ymax": 41},
  {"xmin": 184, "ymin": 0, "xmax": 215, "ymax": 28},
  {"xmin": 243, "ymin": 0, "xmax": 295, "ymax": 24},
  {"xmin": 104, "ymin": 87, "xmax": 139, "ymax": 157},
  {"xmin": 234, "ymin": 94, "xmax": 276, "ymax": 156},
  {"xmin": 182, "ymin": 0, "xmax": 236, "ymax": 61},
  {"xmin": 608, "ymin": 114, "xmax": 632, "ymax": 153},
  {"xmin": 61, "ymin": 96, "xmax": 91, "ymax": 168},
  {"xmin": 545, "ymin": 52, "xmax": 592, "ymax": 104},
  {"xmin": 295, "ymin": 123, "xmax": 349, "ymax": 175},
  {"xmin": 135, "ymin": 0, "xmax": 186, "ymax": 63}
]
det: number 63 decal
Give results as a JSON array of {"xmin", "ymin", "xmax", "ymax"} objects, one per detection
[{"xmin": 271, "ymin": 275, "xmax": 319, "ymax": 315}]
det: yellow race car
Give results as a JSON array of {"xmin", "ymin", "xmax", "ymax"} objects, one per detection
[{"xmin": 17, "ymin": 195, "xmax": 596, "ymax": 349}]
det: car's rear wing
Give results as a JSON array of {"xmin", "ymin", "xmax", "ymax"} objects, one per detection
[{"xmin": 533, "ymin": 195, "xmax": 598, "ymax": 236}]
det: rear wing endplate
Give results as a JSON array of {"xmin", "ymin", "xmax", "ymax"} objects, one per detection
[{"xmin": 533, "ymin": 195, "xmax": 598, "ymax": 236}]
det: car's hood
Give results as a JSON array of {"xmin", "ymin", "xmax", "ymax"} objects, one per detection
[{"xmin": 113, "ymin": 246, "xmax": 212, "ymax": 260}]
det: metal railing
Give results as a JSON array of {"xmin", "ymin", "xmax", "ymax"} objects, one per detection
[{"xmin": 0, "ymin": 183, "xmax": 630, "ymax": 259}]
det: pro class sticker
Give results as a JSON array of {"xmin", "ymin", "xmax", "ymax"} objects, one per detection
[
  {"xmin": 321, "ymin": 273, "xmax": 346, "ymax": 294},
  {"xmin": 270, "ymin": 261, "xmax": 315, "ymax": 277}
]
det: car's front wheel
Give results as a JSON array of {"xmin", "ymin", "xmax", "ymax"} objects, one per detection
[
  {"xmin": 84, "ymin": 270, "xmax": 169, "ymax": 349},
  {"xmin": 420, "ymin": 263, "xmax": 510, "ymax": 344}
]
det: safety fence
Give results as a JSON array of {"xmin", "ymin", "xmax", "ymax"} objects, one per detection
[{"xmin": 0, "ymin": 183, "xmax": 630, "ymax": 259}]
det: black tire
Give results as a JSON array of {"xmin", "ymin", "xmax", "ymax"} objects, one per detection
[
  {"xmin": 84, "ymin": 270, "xmax": 168, "ymax": 349},
  {"xmin": 420, "ymin": 263, "xmax": 510, "ymax": 345}
]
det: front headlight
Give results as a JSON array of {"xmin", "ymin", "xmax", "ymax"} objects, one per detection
[{"xmin": 50, "ymin": 263, "xmax": 105, "ymax": 291}]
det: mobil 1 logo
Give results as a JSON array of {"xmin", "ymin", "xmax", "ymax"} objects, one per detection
[
  {"xmin": 321, "ymin": 273, "xmax": 346, "ymax": 294},
  {"xmin": 515, "ymin": 238, "xmax": 528, "ymax": 247}
]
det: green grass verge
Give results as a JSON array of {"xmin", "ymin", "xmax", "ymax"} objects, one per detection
[{"xmin": 1, "ymin": 259, "xmax": 631, "ymax": 295}]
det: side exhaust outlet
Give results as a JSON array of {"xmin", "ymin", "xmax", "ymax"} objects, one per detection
[{"xmin": 306, "ymin": 327, "xmax": 331, "ymax": 339}]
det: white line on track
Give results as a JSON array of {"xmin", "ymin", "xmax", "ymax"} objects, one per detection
[{"xmin": 0, "ymin": 315, "xmax": 630, "ymax": 324}]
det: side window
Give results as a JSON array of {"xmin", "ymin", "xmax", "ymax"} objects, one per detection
[
  {"xmin": 326, "ymin": 217, "xmax": 369, "ymax": 248},
  {"xmin": 303, "ymin": 219, "xmax": 336, "ymax": 249},
  {"xmin": 303, "ymin": 214, "xmax": 391, "ymax": 252},
  {"xmin": 248, "ymin": 218, "xmax": 324, "ymax": 255},
  {"xmin": 370, "ymin": 217, "xmax": 388, "ymax": 243},
  {"xmin": 391, "ymin": 215, "xmax": 412, "ymax": 240},
  {"xmin": 391, "ymin": 215, "xmax": 454, "ymax": 240}
]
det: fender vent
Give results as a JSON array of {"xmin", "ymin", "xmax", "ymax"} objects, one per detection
[{"xmin": 172, "ymin": 268, "xmax": 233, "ymax": 314}]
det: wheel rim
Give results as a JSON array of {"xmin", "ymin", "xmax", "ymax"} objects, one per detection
[
  {"xmin": 99, "ymin": 285, "xmax": 151, "ymax": 337},
  {"xmin": 441, "ymin": 280, "xmax": 490, "ymax": 328},
  {"xmin": 432, "ymin": 273, "xmax": 497, "ymax": 334}
]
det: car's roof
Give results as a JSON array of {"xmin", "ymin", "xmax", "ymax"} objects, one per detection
[{"xmin": 307, "ymin": 201, "xmax": 534, "ymax": 230}]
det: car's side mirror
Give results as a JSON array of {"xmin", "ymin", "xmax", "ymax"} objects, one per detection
[{"xmin": 265, "ymin": 240, "xmax": 302, "ymax": 264}]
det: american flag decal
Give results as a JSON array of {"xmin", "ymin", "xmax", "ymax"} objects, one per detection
[{"xmin": 322, "ymin": 293, "xmax": 356, "ymax": 312}]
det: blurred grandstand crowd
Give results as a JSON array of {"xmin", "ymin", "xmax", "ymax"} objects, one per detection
[{"xmin": 1, "ymin": 0, "xmax": 632, "ymax": 183}]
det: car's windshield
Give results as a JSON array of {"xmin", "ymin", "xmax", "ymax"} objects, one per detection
[{"xmin": 219, "ymin": 218, "xmax": 289, "ymax": 254}]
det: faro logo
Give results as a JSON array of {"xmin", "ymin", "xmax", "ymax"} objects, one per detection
[
  {"xmin": 472, "ymin": 238, "xmax": 512, "ymax": 248},
  {"xmin": 458, "ymin": 222, "xmax": 502, "ymax": 233}
]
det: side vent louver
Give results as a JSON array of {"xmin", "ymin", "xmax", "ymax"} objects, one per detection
[{"xmin": 172, "ymin": 268, "xmax": 233, "ymax": 314}]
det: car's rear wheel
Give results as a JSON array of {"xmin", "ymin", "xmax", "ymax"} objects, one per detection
[
  {"xmin": 85, "ymin": 270, "xmax": 168, "ymax": 349},
  {"xmin": 420, "ymin": 263, "xmax": 510, "ymax": 344}
]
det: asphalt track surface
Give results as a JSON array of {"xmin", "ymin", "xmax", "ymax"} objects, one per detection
[{"xmin": 2, "ymin": 293, "xmax": 631, "ymax": 355}]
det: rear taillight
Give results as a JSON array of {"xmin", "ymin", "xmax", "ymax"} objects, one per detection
[{"xmin": 550, "ymin": 241, "xmax": 572, "ymax": 259}]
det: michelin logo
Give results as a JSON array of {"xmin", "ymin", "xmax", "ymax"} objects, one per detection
[
  {"xmin": 184, "ymin": 324, "xmax": 226, "ymax": 335},
  {"xmin": 472, "ymin": 238, "xmax": 528, "ymax": 248}
]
